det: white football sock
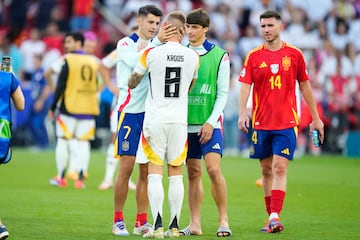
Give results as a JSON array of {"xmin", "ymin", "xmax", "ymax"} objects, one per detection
[
  {"xmin": 55, "ymin": 138, "xmax": 68, "ymax": 178},
  {"xmin": 148, "ymin": 174, "xmax": 164, "ymax": 226},
  {"xmin": 104, "ymin": 144, "xmax": 118, "ymax": 183},
  {"xmin": 269, "ymin": 212, "xmax": 280, "ymax": 220},
  {"xmin": 168, "ymin": 175, "xmax": 184, "ymax": 228},
  {"xmin": 76, "ymin": 140, "xmax": 90, "ymax": 177},
  {"xmin": 67, "ymin": 139, "xmax": 78, "ymax": 174}
]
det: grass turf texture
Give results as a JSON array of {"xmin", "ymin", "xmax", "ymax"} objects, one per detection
[{"xmin": 0, "ymin": 148, "xmax": 359, "ymax": 239}]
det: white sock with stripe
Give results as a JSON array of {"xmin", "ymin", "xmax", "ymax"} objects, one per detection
[
  {"xmin": 76, "ymin": 140, "xmax": 90, "ymax": 178},
  {"xmin": 168, "ymin": 175, "xmax": 184, "ymax": 228},
  {"xmin": 148, "ymin": 174, "xmax": 164, "ymax": 227},
  {"xmin": 104, "ymin": 144, "xmax": 118, "ymax": 183},
  {"xmin": 55, "ymin": 138, "xmax": 68, "ymax": 178}
]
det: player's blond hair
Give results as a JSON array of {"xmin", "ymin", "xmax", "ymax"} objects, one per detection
[{"xmin": 166, "ymin": 11, "xmax": 186, "ymax": 31}]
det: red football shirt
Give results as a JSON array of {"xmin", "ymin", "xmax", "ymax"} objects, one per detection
[{"xmin": 239, "ymin": 42, "xmax": 309, "ymax": 130}]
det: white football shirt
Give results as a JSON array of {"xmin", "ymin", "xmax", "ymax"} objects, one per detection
[
  {"xmin": 116, "ymin": 33, "xmax": 156, "ymax": 113},
  {"xmin": 134, "ymin": 41, "xmax": 199, "ymax": 125},
  {"xmin": 102, "ymin": 49, "xmax": 117, "ymax": 69}
]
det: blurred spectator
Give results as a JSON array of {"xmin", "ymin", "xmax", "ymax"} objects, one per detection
[
  {"xmin": 41, "ymin": 40, "xmax": 62, "ymax": 94},
  {"xmin": 83, "ymin": 31, "xmax": 99, "ymax": 56},
  {"xmin": 19, "ymin": 28, "xmax": 46, "ymax": 82},
  {"xmin": 8, "ymin": 0, "xmax": 28, "ymax": 36},
  {"xmin": 42, "ymin": 22, "xmax": 64, "ymax": 53},
  {"xmin": 344, "ymin": 42, "xmax": 357, "ymax": 64},
  {"xmin": 248, "ymin": 0, "xmax": 277, "ymax": 32},
  {"xmin": 329, "ymin": 17, "xmax": 350, "ymax": 51},
  {"xmin": 70, "ymin": 0, "xmax": 95, "ymax": 31},
  {"xmin": 0, "ymin": 32, "xmax": 23, "ymax": 76},
  {"xmin": 315, "ymin": 38, "xmax": 334, "ymax": 67},
  {"xmin": 354, "ymin": 0, "xmax": 360, "ymax": 17},
  {"xmin": 289, "ymin": 0, "xmax": 333, "ymax": 23},
  {"xmin": 315, "ymin": 21, "xmax": 329, "ymax": 40},
  {"xmin": 224, "ymin": 40, "xmax": 242, "ymax": 75},
  {"xmin": 161, "ymin": 0, "xmax": 193, "ymax": 13},
  {"xmin": 349, "ymin": 51, "xmax": 360, "ymax": 129},
  {"xmin": 210, "ymin": 2, "xmax": 240, "ymax": 42},
  {"xmin": 0, "ymin": 1, "xmax": 8, "ymax": 26},
  {"xmin": 28, "ymin": 54, "xmax": 51, "ymax": 150},
  {"xmin": 238, "ymin": 24, "xmax": 262, "ymax": 59},
  {"xmin": 48, "ymin": 5, "xmax": 70, "ymax": 33},
  {"xmin": 282, "ymin": 7, "xmax": 321, "ymax": 50},
  {"xmin": 102, "ymin": 0, "xmax": 125, "ymax": 18},
  {"xmin": 297, "ymin": 56, "xmax": 327, "ymax": 156},
  {"xmin": 348, "ymin": 17, "xmax": 360, "ymax": 51},
  {"xmin": 318, "ymin": 48, "xmax": 353, "ymax": 85},
  {"xmin": 323, "ymin": 51, "xmax": 353, "ymax": 152},
  {"xmin": 334, "ymin": 0, "xmax": 356, "ymax": 19},
  {"xmin": 34, "ymin": 0, "xmax": 56, "ymax": 30},
  {"xmin": 223, "ymin": 75, "xmax": 240, "ymax": 156},
  {"xmin": 223, "ymin": 40, "xmax": 242, "ymax": 156},
  {"xmin": 354, "ymin": 49, "xmax": 360, "ymax": 77}
]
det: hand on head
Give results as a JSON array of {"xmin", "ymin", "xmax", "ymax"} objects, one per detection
[{"xmin": 157, "ymin": 22, "xmax": 177, "ymax": 42}]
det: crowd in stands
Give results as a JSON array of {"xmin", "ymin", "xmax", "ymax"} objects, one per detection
[{"xmin": 1, "ymin": 0, "xmax": 360, "ymax": 155}]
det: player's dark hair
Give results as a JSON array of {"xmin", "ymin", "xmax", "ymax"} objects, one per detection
[
  {"xmin": 260, "ymin": 10, "xmax": 282, "ymax": 21},
  {"xmin": 65, "ymin": 32, "xmax": 85, "ymax": 46},
  {"xmin": 138, "ymin": 5, "xmax": 163, "ymax": 18},
  {"xmin": 186, "ymin": 8, "xmax": 210, "ymax": 28}
]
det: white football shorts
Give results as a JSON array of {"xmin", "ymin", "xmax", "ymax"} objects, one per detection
[
  {"xmin": 136, "ymin": 123, "xmax": 188, "ymax": 166},
  {"xmin": 56, "ymin": 114, "xmax": 96, "ymax": 140}
]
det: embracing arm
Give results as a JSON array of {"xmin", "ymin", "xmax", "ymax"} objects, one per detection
[{"xmin": 128, "ymin": 71, "xmax": 144, "ymax": 89}]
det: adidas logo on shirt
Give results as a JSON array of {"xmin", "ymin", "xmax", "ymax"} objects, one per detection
[
  {"xmin": 259, "ymin": 61, "xmax": 268, "ymax": 68},
  {"xmin": 281, "ymin": 148, "xmax": 290, "ymax": 155},
  {"xmin": 212, "ymin": 143, "xmax": 221, "ymax": 150}
]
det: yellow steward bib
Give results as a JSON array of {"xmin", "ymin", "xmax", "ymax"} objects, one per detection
[{"xmin": 64, "ymin": 54, "xmax": 99, "ymax": 115}]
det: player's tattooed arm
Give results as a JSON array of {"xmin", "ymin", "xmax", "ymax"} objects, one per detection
[{"xmin": 128, "ymin": 72, "xmax": 144, "ymax": 89}]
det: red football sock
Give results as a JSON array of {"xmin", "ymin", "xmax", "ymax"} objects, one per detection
[
  {"xmin": 114, "ymin": 211, "xmax": 124, "ymax": 223},
  {"xmin": 264, "ymin": 196, "xmax": 271, "ymax": 216},
  {"xmin": 270, "ymin": 190, "xmax": 286, "ymax": 215},
  {"xmin": 136, "ymin": 213, "xmax": 148, "ymax": 226}
]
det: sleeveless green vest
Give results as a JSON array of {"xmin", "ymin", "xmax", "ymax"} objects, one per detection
[{"xmin": 188, "ymin": 45, "xmax": 226, "ymax": 125}]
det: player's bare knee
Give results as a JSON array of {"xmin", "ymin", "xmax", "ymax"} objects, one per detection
[
  {"xmin": 187, "ymin": 167, "xmax": 202, "ymax": 181},
  {"xmin": 272, "ymin": 164, "xmax": 287, "ymax": 177},
  {"xmin": 262, "ymin": 166, "xmax": 272, "ymax": 178},
  {"xmin": 206, "ymin": 166, "xmax": 222, "ymax": 181}
]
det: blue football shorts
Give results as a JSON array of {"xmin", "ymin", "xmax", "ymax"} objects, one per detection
[
  {"xmin": 187, "ymin": 129, "xmax": 223, "ymax": 159},
  {"xmin": 115, "ymin": 111, "xmax": 144, "ymax": 157},
  {"xmin": 249, "ymin": 127, "xmax": 298, "ymax": 160}
]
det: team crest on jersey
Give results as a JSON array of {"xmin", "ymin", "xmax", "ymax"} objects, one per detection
[
  {"xmin": 240, "ymin": 68, "xmax": 246, "ymax": 77},
  {"xmin": 137, "ymin": 41, "xmax": 148, "ymax": 52},
  {"xmin": 282, "ymin": 56, "xmax": 291, "ymax": 71},
  {"xmin": 249, "ymin": 146, "xmax": 255, "ymax": 156},
  {"xmin": 122, "ymin": 140, "xmax": 129, "ymax": 151},
  {"xmin": 270, "ymin": 64, "xmax": 279, "ymax": 74}
]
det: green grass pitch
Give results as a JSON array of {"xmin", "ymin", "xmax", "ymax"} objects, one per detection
[{"xmin": 0, "ymin": 148, "xmax": 359, "ymax": 239}]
